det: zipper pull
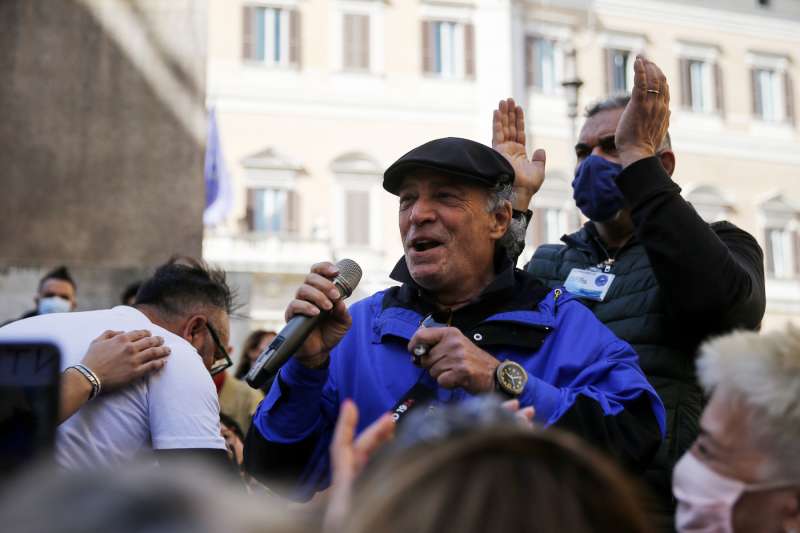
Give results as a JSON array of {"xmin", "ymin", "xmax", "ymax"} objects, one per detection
[{"xmin": 553, "ymin": 288, "xmax": 562, "ymax": 316}]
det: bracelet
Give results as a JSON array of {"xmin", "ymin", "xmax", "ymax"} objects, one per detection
[{"xmin": 68, "ymin": 363, "xmax": 102, "ymax": 400}]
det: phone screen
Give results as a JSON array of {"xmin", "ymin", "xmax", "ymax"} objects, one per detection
[{"xmin": 0, "ymin": 342, "xmax": 60, "ymax": 477}]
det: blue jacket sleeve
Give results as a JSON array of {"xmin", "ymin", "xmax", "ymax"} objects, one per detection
[
  {"xmin": 243, "ymin": 356, "xmax": 339, "ymax": 500},
  {"xmin": 518, "ymin": 297, "xmax": 666, "ymax": 472}
]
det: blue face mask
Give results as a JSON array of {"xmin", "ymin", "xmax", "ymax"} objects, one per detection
[
  {"xmin": 571, "ymin": 155, "xmax": 625, "ymax": 222},
  {"xmin": 38, "ymin": 296, "xmax": 72, "ymax": 315}
]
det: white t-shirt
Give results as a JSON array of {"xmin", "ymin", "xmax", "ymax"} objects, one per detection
[{"xmin": 0, "ymin": 306, "xmax": 226, "ymax": 469}]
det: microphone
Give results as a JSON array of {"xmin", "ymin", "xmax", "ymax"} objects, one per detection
[{"xmin": 245, "ymin": 259, "xmax": 362, "ymax": 389}]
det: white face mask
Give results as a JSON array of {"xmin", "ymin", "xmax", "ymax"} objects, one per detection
[
  {"xmin": 673, "ymin": 451, "xmax": 796, "ymax": 533},
  {"xmin": 37, "ymin": 296, "xmax": 72, "ymax": 315}
]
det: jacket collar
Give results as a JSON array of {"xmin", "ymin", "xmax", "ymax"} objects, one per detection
[
  {"xmin": 385, "ymin": 252, "xmax": 547, "ymax": 332},
  {"xmin": 561, "ymin": 221, "xmax": 639, "ymax": 260}
]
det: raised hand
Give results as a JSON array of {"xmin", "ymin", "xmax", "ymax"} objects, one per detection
[
  {"xmin": 492, "ymin": 97, "xmax": 547, "ymax": 211},
  {"xmin": 615, "ymin": 56, "xmax": 671, "ymax": 168},
  {"xmin": 325, "ymin": 400, "xmax": 395, "ymax": 532}
]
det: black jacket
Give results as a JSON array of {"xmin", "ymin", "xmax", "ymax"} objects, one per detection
[{"xmin": 526, "ymin": 156, "xmax": 765, "ymax": 527}]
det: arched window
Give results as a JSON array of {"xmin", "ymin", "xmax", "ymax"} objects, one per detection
[
  {"xmin": 241, "ymin": 147, "xmax": 304, "ymax": 236},
  {"xmin": 760, "ymin": 193, "xmax": 799, "ymax": 279},
  {"xmin": 684, "ymin": 184, "xmax": 731, "ymax": 223},
  {"xmin": 331, "ymin": 152, "xmax": 382, "ymax": 248}
]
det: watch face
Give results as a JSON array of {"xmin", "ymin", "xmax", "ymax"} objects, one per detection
[{"xmin": 499, "ymin": 363, "xmax": 527, "ymax": 395}]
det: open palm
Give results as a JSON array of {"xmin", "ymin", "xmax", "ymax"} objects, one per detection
[{"xmin": 492, "ymin": 98, "xmax": 546, "ymax": 210}]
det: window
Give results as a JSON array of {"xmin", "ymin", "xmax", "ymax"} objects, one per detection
[
  {"xmin": 242, "ymin": 5, "xmax": 301, "ymax": 67},
  {"xmin": 677, "ymin": 43, "xmax": 724, "ymax": 115},
  {"xmin": 332, "ymin": 153, "xmax": 382, "ymax": 248},
  {"xmin": 342, "ymin": 13, "xmax": 370, "ymax": 71},
  {"xmin": 421, "ymin": 20, "xmax": 475, "ymax": 79},
  {"xmin": 240, "ymin": 147, "xmax": 303, "ymax": 236},
  {"xmin": 765, "ymin": 227, "xmax": 798, "ymax": 279},
  {"xmin": 528, "ymin": 207, "xmax": 579, "ymax": 247},
  {"xmin": 247, "ymin": 188, "xmax": 298, "ymax": 234},
  {"xmin": 681, "ymin": 60, "xmax": 717, "ymax": 113},
  {"xmin": 524, "ymin": 177, "xmax": 581, "ymax": 249},
  {"xmin": 752, "ymin": 68, "xmax": 788, "ymax": 122},
  {"xmin": 605, "ymin": 49, "xmax": 634, "ymax": 93},
  {"xmin": 525, "ymin": 37, "xmax": 562, "ymax": 94},
  {"xmin": 761, "ymin": 194, "xmax": 799, "ymax": 279}
]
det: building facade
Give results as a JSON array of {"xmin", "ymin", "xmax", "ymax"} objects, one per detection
[{"xmin": 205, "ymin": 0, "xmax": 800, "ymax": 342}]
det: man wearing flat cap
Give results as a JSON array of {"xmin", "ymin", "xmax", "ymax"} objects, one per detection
[{"xmin": 244, "ymin": 137, "xmax": 666, "ymax": 500}]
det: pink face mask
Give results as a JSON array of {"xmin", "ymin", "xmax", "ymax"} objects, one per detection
[
  {"xmin": 673, "ymin": 451, "xmax": 796, "ymax": 533},
  {"xmin": 673, "ymin": 452, "xmax": 744, "ymax": 532}
]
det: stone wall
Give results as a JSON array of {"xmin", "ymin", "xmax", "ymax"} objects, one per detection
[{"xmin": 0, "ymin": 0, "xmax": 208, "ymax": 318}]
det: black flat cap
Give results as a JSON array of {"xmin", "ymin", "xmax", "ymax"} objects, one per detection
[{"xmin": 383, "ymin": 137, "xmax": 515, "ymax": 195}]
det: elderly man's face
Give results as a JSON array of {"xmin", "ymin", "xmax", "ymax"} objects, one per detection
[
  {"xmin": 397, "ymin": 173, "xmax": 507, "ymax": 298},
  {"xmin": 690, "ymin": 389, "xmax": 799, "ymax": 532}
]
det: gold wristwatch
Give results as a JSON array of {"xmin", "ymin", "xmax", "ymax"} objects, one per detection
[{"xmin": 494, "ymin": 360, "xmax": 528, "ymax": 397}]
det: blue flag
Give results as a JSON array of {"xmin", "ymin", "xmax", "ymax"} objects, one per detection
[{"xmin": 204, "ymin": 108, "xmax": 233, "ymax": 226}]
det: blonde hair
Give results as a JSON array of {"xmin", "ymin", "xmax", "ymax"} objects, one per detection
[{"xmin": 697, "ymin": 324, "xmax": 800, "ymax": 478}]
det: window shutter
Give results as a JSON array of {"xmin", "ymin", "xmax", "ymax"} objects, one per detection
[
  {"xmin": 785, "ymin": 72, "xmax": 795, "ymax": 125},
  {"xmin": 360, "ymin": 15, "xmax": 371, "ymax": 70},
  {"xmin": 289, "ymin": 9, "xmax": 302, "ymax": 67},
  {"xmin": 714, "ymin": 62, "xmax": 725, "ymax": 116},
  {"xmin": 245, "ymin": 189, "xmax": 256, "ymax": 231},
  {"xmin": 345, "ymin": 191, "xmax": 370, "ymax": 245},
  {"xmin": 242, "ymin": 6, "xmax": 254, "ymax": 60},
  {"xmin": 524, "ymin": 37, "xmax": 534, "ymax": 87},
  {"xmin": 764, "ymin": 229, "xmax": 775, "ymax": 276},
  {"xmin": 794, "ymin": 229, "xmax": 800, "ymax": 277},
  {"xmin": 751, "ymin": 69, "xmax": 762, "ymax": 117},
  {"xmin": 343, "ymin": 14, "xmax": 354, "ymax": 69},
  {"xmin": 287, "ymin": 189, "xmax": 299, "ymax": 235},
  {"xmin": 679, "ymin": 58, "xmax": 691, "ymax": 109},
  {"xmin": 604, "ymin": 49, "xmax": 615, "ymax": 94},
  {"xmin": 421, "ymin": 21, "xmax": 433, "ymax": 73},
  {"xmin": 463, "ymin": 23, "xmax": 475, "ymax": 79},
  {"xmin": 531, "ymin": 207, "xmax": 547, "ymax": 247}
]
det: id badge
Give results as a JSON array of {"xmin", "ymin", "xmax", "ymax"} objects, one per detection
[{"xmin": 564, "ymin": 268, "xmax": 615, "ymax": 301}]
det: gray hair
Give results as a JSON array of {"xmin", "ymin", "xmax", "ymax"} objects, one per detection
[
  {"xmin": 697, "ymin": 325, "xmax": 800, "ymax": 480},
  {"xmin": 585, "ymin": 94, "xmax": 672, "ymax": 152},
  {"xmin": 485, "ymin": 183, "xmax": 525, "ymax": 259}
]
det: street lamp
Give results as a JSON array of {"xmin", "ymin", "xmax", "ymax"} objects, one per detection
[{"xmin": 561, "ymin": 45, "xmax": 584, "ymax": 152}]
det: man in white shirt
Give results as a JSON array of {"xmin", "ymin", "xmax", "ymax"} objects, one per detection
[{"xmin": 0, "ymin": 258, "xmax": 232, "ymax": 468}]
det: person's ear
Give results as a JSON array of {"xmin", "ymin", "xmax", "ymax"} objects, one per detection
[
  {"xmin": 70, "ymin": 299, "xmax": 78, "ymax": 311},
  {"xmin": 489, "ymin": 201, "xmax": 513, "ymax": 240},
  {"xmin": 181, "ymin": 315, "xmax": 207, "ymax": 345},
  {"xmin": 659, "ymin": 150, "xmax": 676, "ymax": 176}
]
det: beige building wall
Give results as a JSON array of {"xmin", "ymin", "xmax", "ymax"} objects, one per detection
[{"xmin": 205, "ymin": 0, "xmax": 800, "ymax": 342}]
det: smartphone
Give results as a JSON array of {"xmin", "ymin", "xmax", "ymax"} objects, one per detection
[{"xmin": 0, "ymin": 341, "xmax": 61, "ymax": 478}]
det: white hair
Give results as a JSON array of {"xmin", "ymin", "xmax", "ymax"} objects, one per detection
[
  {"xmin": 485, "ymin": 183, "xmax": 524, "ymax": 259},
  {"xmin": 697, "ymin": 324, "xmax": 800, "ymax": 479}
]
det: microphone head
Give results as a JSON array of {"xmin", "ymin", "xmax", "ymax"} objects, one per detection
[{"xmin": 334, "ymin": 259, "xmax": 362, "ymax": 298}]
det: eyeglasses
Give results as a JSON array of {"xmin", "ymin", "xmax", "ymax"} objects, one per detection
[{"xmin": 206, "ymin": 323, "xmax": 233, "ymax": 376}]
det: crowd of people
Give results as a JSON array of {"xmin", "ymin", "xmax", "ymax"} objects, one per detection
[{"xmin": 1, "ymin": 56, "xmax": 797, "ymax": 533}]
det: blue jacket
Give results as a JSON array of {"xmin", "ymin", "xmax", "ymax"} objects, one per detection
[{"xmin": 245, "ymin": 260, "xmax": 666, "ymax": 500}]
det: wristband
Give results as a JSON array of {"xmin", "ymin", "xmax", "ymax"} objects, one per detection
[
  {"xmin": 68, "ymin": 363, "xmax": 102, "ymax": 400},
  {"xmin": 512, "ymin": 209, "xmax": 533, "ymax": 226}
]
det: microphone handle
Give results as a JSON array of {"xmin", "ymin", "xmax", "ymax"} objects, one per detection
[{"xmin": 245, "ymin": 312, "xmax": 323, "ymax": 389}]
